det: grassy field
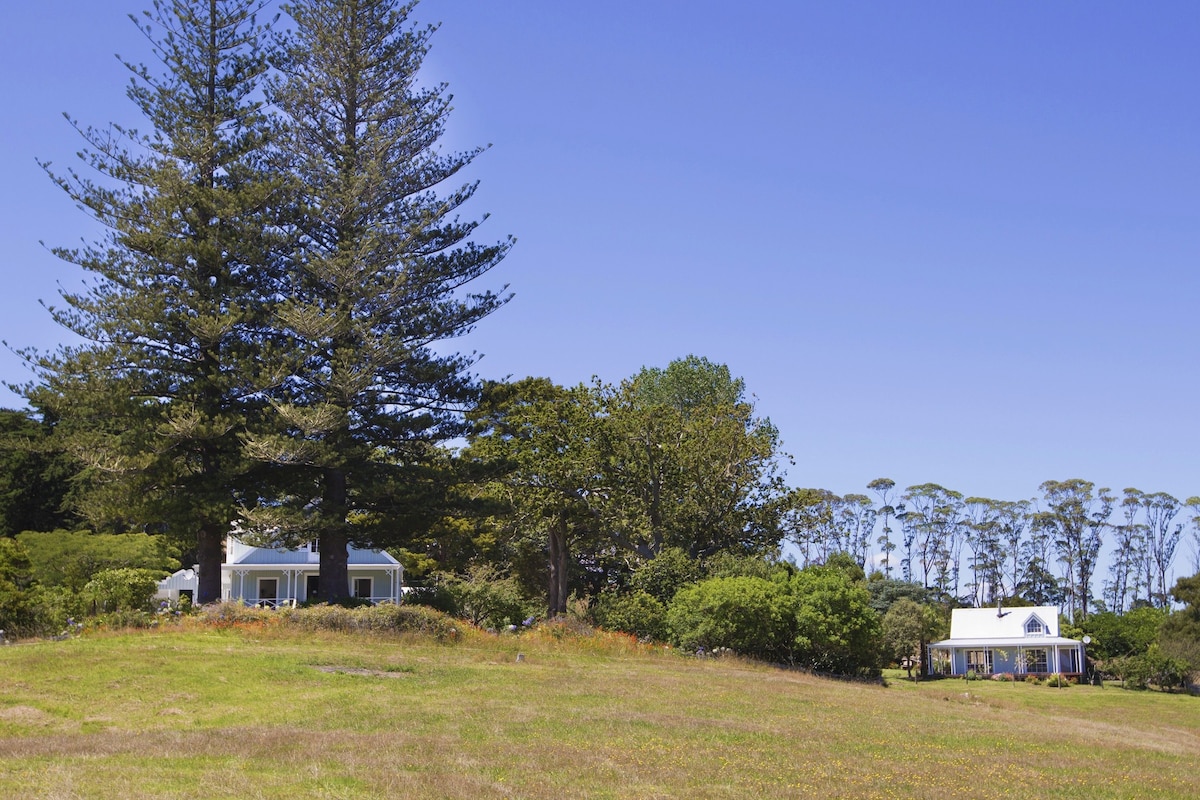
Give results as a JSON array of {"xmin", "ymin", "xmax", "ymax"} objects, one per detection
[{"xmin": 0, "ymin": 622, "xmax": 1197, "ymax": 799}]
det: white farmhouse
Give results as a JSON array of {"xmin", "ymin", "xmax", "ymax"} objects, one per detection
[
  {"xmin": 156, "ymin": 536, "xmax": 404, "ymax": 607},
  {"xmin": 927, "ymin": 605, "xmax": 1085, "ymax": 677}
]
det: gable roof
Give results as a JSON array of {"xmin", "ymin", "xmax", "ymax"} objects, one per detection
[
  {"xmin": 225, "ymin": 536, "xmax": 401, "ymax": 567},
  {"xmin": 948, "ymin": 606, "xmax": 1060, "ymax": 639}
]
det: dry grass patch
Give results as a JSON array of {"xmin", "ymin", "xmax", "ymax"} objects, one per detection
[{"xmin": 0, "ymin": 626, "xmax": 1196, "ymax": 798}]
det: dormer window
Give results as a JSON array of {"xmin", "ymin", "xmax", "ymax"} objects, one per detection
[{"xmin": 1024, "ymin": 615, "xmax": 1046, "ymax": 637}]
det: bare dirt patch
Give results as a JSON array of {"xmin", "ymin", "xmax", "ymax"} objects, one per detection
[
  {"xmin": 311, "ymin": 665, "xmax": 410, "ymax": 678},
  {"xmin": 0, "ymin": 706, "xmax": 51, "ymax": 725}
]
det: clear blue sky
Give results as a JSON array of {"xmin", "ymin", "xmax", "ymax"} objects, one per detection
[{"xmin": 2, "ymin": 2, "xmax": 1199, "ymax": 552}]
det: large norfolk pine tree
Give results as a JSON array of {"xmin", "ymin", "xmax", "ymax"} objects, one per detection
[
  {"xmin": 242, "ymin": 0, "xmax": 510, "ymax": 601},
  {"xmin": 21, "ymin": 0, "xmax": 280, "ymax": 603}
]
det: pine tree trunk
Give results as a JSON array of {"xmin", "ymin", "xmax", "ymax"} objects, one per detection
[
  {"xmin": 196, "ymin": 525, "xmax": 223, "ymax": 604},
  {"xmin": 320, "ymin": 528, "xmax": 350, "ymax": 603},
  {"xmin": 319, "ymin": 466, "xmax": 350, "ymax": 603}
]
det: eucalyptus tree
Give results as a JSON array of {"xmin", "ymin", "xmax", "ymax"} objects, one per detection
[
  {"xmin": 839, "ymin": 493, "xmax": 877, "ymax": 570},
  {"xmin": 1037, "ymin": 479, "xmax": 1113, "ymax": 622},
  {"xmin": 1017, "ymin": 511, "xmax": 1062, "ymax": 605},
  {"xmin": 992, "ymin": 499, "xmax": 1031, "ymax": 601},
  {"xmin": 242, "ymin": 0, "xmax": 511, "ymax": 601},
  {"xmin": 867, "ymin": 478, "xmax": 897, "ymax": 578},
  {"xmin": 19, "ymin": 0, "xmax": 281, "ymax": 602},
  {"xmin": 962, "ymin": 497, "xmax": 1002, "ymax": 607},
  {"xmin": 1187, "ymin": 497, "xmax": 1200, "ymax": 574},
  {"xmin": 899, "ymin": 483, "xmax": 963, "ymax": 595},
  {"xmin": 1141, "ymin": 491, "xmax": 1183, "ymax": 608},
  {"xmin": 782, "ymin": 489, "xmax": 866, "ymax": 567},
  {"xmin": 782, "ymin": 488, "xmax": 834, "ymax": 568},
  {"xmin": 1107, "ymin": 489, "xmax": 1146, "ymax": 613}
]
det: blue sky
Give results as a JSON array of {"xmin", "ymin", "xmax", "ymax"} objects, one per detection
[{"xmin": 2, "ymin": 2, "xmax": 1199, "ymax": 549}]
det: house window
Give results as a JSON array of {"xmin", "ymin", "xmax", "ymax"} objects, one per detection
[
  {"xmin": 354, "ymin": 578, "xmax": 372, "ymax": 599},
  {"xmin": 1024, "ymin": 648, "xmax": 1048, "ymax": 674},
  {"xmin": 308, "ymin": 540, "xmax": 319, "ymax": 552},
  {"xmin": 258, "ymin": 578, "xmax": 278, "ymax": 601},
  {"xmin": 965, "ymin": 649, "xmax": 992, "ymax": 675},
  {"xmin": 1024, "ymin": 616, "xmax": 1046, "ymax": 637}
]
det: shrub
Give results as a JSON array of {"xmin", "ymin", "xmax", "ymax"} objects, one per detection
[
  {"xmin": 668, "ymin": 576, "xmax": 796, "ymax": 661},
  {"xmin": 629, "ymin": 548, "xmax": 701, "ymax": 603},
  {"xmin": 94, "ymin": 609, "xmax": 158, "ymax": 630},
  {"xmin": 436, "ymin": 565, "xmax": 533, "ymax": 629},
  {"xmin": 82, "ymin": 568, "xmax": 162, "ymax": 613},
  {"xmin": 29, "ymin": 585, "xmax": 87, "ymax": 635},
  {"xmin": 591, "ymin": 590, "xmax": 668, "ymax": 641},
  {"xmin": 786, "ymin": 566, "xmax": 883, "ymax": 675}
]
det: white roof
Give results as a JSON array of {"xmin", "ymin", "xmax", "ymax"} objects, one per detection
[
  {"xmin": 948, "ymin": 605, "xmax": 1061, "ymax": 639},
  {"xmin": 225, "ymin": 536, "xmax": 401, "ymax": 567},
  {"xmin": 158, "ymin": 568, "xmax": 198, "ymax": 590}
]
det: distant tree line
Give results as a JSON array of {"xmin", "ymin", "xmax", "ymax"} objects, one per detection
[{"xmin": 785, "ymin": 478, "xmax": 1198, "ymax": 622}]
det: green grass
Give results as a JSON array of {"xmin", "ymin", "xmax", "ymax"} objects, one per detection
[{"xmin": 0, "ymin": 624, "xmax": 1197, "ymax": 799}]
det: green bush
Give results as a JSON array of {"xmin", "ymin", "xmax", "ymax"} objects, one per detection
[
  {"xmin": 591, "ymin": 590, "xmax": 668, "ymax": 641},
  {"xmin": 629, "ymin": 548, "xmax": 701, "ymax": 603},
  {"xmin": 82, "ymin": 568, "xmax": 162, "ymax": 613},
  {"xmin": 667, "ymin": 576, "xmax": 796, "ymax": 661},
  {"xmin": 29, "ymin": 585, "xmax": 87, "ymax": 635},
  {"xmin": 786, "ymin": 565, "xmax": 883, "ymax": 675},
  {"xmin": 436, "ymin": 565, "xmax": 533, "ymax": 629}
]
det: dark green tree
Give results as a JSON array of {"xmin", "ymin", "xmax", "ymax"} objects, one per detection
[
  {"xmin": 242, "ymin": 0, "xmax": 510, "ymax": 601},
  {"xmin": 465, "ymin": 379, "xmax": 604, "ymax": 616},
  {"xmin": 1140, "ymin": 491, "xmax": 1183, "ymax": 608},
  {"xmin": 0, "ymin": 410, "xmax": 78, "ymax": 536},
  {"xmin": 1159, "ymin": 573, "xmax": 1200, "ymax": 687},
  {"xmin": 787, "ymin": 562, "xmax": 883, "ymax": 674},
  {"xmin": 18, "ymin": 0, "xmax": 281, "ymax": 603},
  {"xmin": 0, "ymin": 538, "xmax": 38, "ymax": 636},
  {"xmin": 598, "ymin": 356, "xmax": 786, "ymax": 562}
]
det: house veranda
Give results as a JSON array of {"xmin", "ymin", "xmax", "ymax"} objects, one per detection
[{"xmin": 927, "ymin": 606, "xmax": 1085, "ymax": 678}]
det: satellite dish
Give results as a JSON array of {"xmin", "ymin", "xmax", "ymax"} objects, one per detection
[{"xmin": 1082, "ymin": 635, "xmax": 1092, "ymax": 644}]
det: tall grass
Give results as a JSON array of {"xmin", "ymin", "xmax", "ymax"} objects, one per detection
[{"xmin": 0, "ymin": 617, "xmax": 1196, "ymax": 798}]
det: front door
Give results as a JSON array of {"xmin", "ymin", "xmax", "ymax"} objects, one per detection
[{"xmin": 306, "ymin": 575, "xmax": 319, "ymax": 602}]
